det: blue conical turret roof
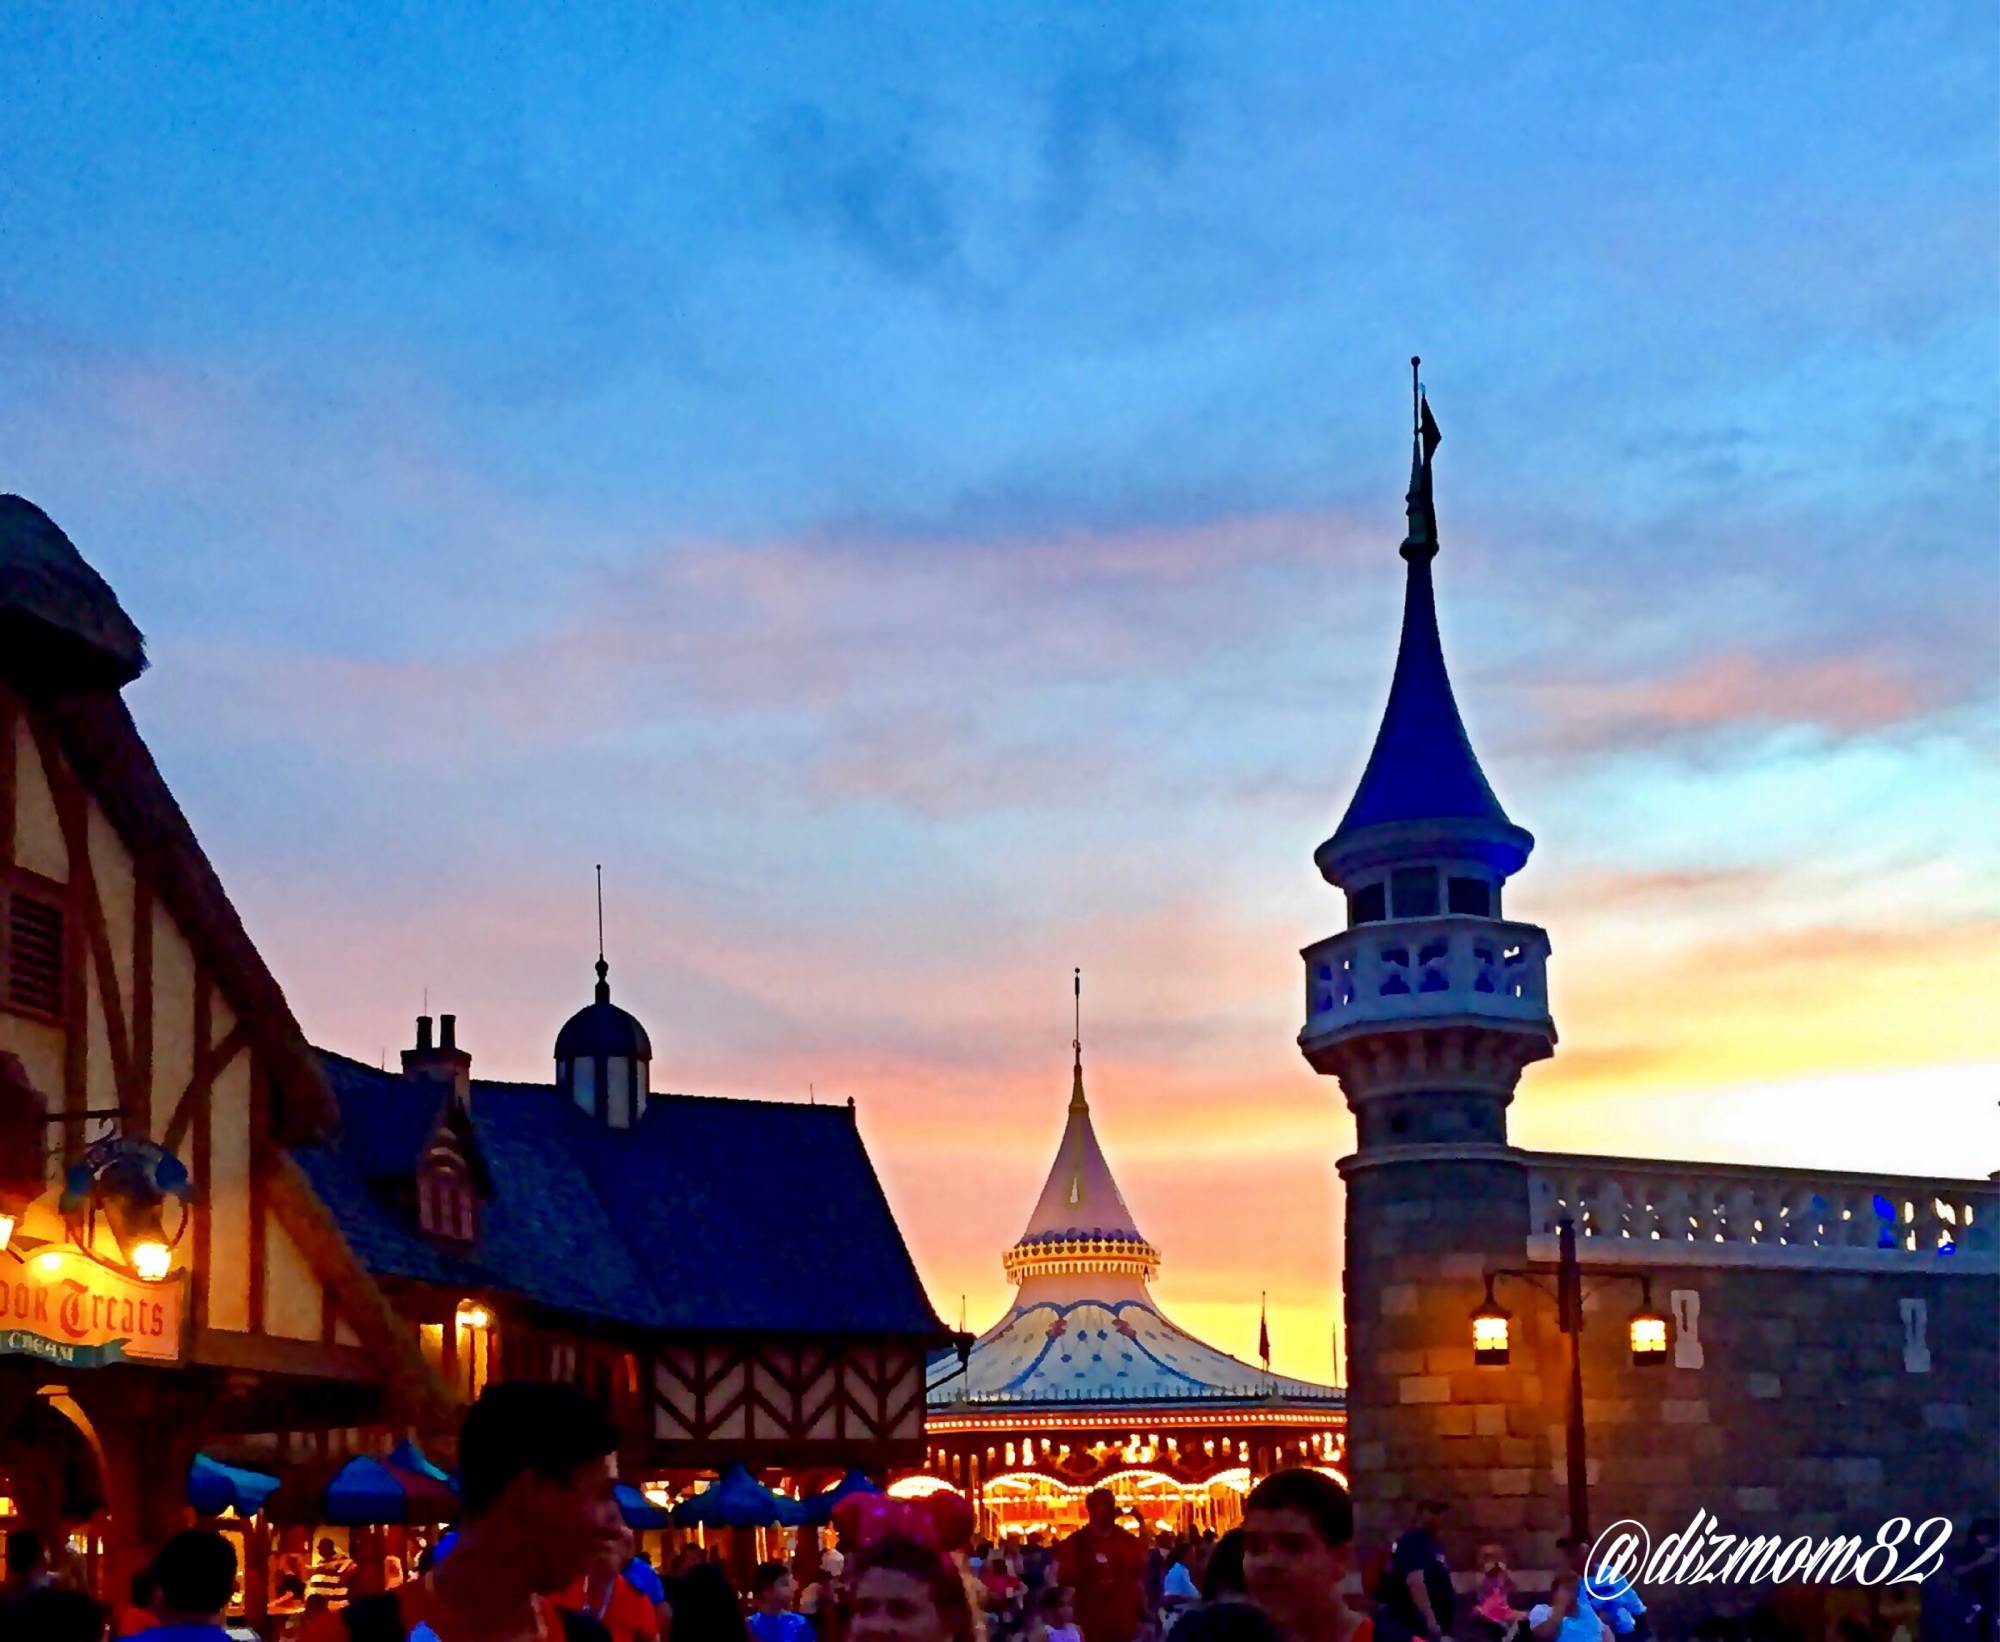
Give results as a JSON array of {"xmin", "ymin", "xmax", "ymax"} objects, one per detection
[{"xmin": 1316, "ymin": 394, "xmax": 1532, "ymax": 886}]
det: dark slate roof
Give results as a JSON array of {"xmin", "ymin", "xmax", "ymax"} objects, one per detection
[
  {"xmin": 0, "ymin": 495, "xmax": 146, "ymax": 690},
  {"xmin": 1331, "ymin": 548, "xmax": 1518, "ymax": 841},
  {"xmin": 295, "ymin": 1051, "xmax": 948, "ymax": 1339}
]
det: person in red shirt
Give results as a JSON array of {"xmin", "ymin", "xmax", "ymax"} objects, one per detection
[
  {"xmin": 113, "ymin": 1565, "xmax": 161, "ymax": 1637},
  {"xmin": 301, "ymin": 1380, "xmax": 625, "ymax": 1642},
  {"xmin": 1054, "ymin": 1492, "xmax": 1146, "ymax": 1642},
  {"xmin": 1239, "ymin": 1469, "xmax": 1371, "ymax": 1642},
  {"xmin": 554, "ymin": 1527, "xmax": 662, "ymax": 1642}
]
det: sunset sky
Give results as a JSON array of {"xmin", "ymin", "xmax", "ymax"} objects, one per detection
[{"xmin": 5, "ymin": 5, "xmax": 1995, "ymax": 1380}]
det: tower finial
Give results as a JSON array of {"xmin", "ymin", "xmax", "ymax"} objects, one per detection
[
  {"xmin": 1402, "ymin": 360, "xmax": 1442, "ymax": 562},
  {"xmin": 1070, "ymin": 967, "xmax": 1086, "ymax": 1112},
  {"xmin": 593, "ymin": 864, "xmax": 610, "ymax": 1002}
]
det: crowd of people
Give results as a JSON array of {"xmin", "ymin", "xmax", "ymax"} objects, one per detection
[{"xmin": 3, "ymin": 1387, "xmax": 1992, "ymax": 1642}]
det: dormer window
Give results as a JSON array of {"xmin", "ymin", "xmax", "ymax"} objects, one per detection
[{"xmin": 417, "ymin": 1152, "xmax": 476, "ymax": 1244}]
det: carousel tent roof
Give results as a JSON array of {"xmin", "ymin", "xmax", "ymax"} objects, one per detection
[
  {"xmin": 929, "ymin": 1294, "xmax": 1339, "ymax": 1408},
  {"xmin": 933, "ymin": 1054, "xmax": 1340, "ymax": 1411},
  {"xmin": 297, "ymin": 1050, "xmax": 948, "ymax": 1339}
]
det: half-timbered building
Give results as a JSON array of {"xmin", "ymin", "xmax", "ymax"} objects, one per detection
[
  {"xmin": 297, "ymin": 986, "xmax": 955, "ymax": 1488},
  {"xmin": 0, "ymin": 495, "xmax": 445, "ymax": 1595},
  {"xmin": 3, "ymin": 493, "xmax": 958, "ymax": 1616}
]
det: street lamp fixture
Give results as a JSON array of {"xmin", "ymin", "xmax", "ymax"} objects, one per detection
[
  {"xmin": 1474, "ymin": 1217, "xmax": 1677, "ymax": 1542},
  {"xmin": 1471, "ymin": 1277, "xmax": 1512, "ymax": 1366},
  {"xmin": 1628, "ymin": 1282, "xmax": 1668, "ymax": 1365}
]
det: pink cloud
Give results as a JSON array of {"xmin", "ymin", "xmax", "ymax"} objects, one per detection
[{"xmin": 1518, "ymin": 649, "xmax": 1944, "ymax": 749}]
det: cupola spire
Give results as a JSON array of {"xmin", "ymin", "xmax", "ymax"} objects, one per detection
[
  {"xmin": 555, "ymin": 863, "xmax": 653, "ymax": 1128},
  {"xmin": 594, "ymin": 863, "xmax": 610, "ymax": 1003}
]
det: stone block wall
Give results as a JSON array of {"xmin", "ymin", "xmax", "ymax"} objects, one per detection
[{"xmin": 1343, "ymin": 1151, "xmax": 1999, "ymax": 1633}]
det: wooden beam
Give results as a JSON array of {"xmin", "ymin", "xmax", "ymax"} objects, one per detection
[
  {"xmin": 189, "ymin": 1325, "xmax": 382, "ymax": 1384},
  {"xmin": 161, "ymin": 1018, "xmax": 248, "ymax": 1153},
  {"xmin": 265, "ymin": 1150, "xmax": 459, "ymax": 1433},
  {"xmin": 0, "ymin": 685, "xmax": 16, "ymax": 864},
  {"xmin": 132, "ymin": 875, "xmax": 153, "ymax": 1137},
  {"xmin": 248, "ymin": 1052, "xmax": 267, "ymax": 1335},
  {"xmin": 192, "ymin": 974, "xmax": 211, "ymax": 1337}
]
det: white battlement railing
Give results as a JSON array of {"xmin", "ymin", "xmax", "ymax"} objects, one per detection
[
  {"xmin": 1300, "ymin": 916, "xmax": 1552, "ymax": 1042},
  {"xmin": 1524, "ymin": 1152, "xmax": 1996, "ymax": 1272}
]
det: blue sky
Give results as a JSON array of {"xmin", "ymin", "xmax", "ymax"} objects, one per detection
[{"xmin": 4, "ymin": 2, "xmax": 1995, "ymax": 1375}]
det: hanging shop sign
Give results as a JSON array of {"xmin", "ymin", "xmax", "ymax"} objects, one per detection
[{"xmin": 0, "ymin": 1247, "xmax": 185, "ymax": 1367}]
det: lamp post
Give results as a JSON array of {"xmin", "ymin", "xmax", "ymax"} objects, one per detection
[{"xmin": 1471, "ymin": 1215, "xmax": 1670, "ymax": 1543}]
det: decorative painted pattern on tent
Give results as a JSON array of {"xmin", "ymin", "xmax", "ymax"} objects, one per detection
[{"xmin": 933, "ymin": 1298, "xmax": 1335, "ymax": 1406}]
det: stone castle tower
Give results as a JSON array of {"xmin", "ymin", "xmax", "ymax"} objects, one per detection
[{"xmin": 1299, "ymin": 372, "xmax": 1558, "ymax": 1549}]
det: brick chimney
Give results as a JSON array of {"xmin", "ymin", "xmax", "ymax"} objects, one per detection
[{"xmin": 401, "ymin": 1013, "xmax": 472, "ymax": 1110}]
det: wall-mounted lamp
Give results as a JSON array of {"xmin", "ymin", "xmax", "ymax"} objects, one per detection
[
  {"xmin": 1628, "ymin": 1281, "xmax": 1668, "ymax": 1366},
  {"xmin": 1471, "ymin": 1276, "xmax": 1512, "ymax": 1366}
]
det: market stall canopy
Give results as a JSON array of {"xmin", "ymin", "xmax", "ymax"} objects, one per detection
[
  {"xmin": 792, "ymin": 1469, "xmax": 880, "ymax": 1526},
  {"xmin": 387, "ymin": 1438, "xmax": 455, "ymax": 1488},
  {"xmin": 323, "ymin": 1449, "xmax": 458, "ymax": 1525},
  {"xmin": 187, "ymin": 1455, "xmax": 281, "ymax": 1518},
  {"xmin": 670, "ymin": 1464, "xmax": 799, "ymax": 1528},
  {"xmin": 615, "ymin": 1482, "xmax": 673, "ymax": 1531}
]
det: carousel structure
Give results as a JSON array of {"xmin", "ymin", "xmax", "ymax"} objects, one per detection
[{"xmin": 910, "ymin": 978, "xmax": 1346, "ymax": 1537}]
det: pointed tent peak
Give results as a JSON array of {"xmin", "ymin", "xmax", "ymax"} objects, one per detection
[
  {"xmin": 1315, "ymin": 372, "xmax": 1533, "ymax": 889},
  {"xmin": 1004, "ymin": 1051, "xmax": 1158, "ymax": 1286}
]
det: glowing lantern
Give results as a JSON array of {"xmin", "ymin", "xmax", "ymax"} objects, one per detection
[
  {"xmin": 1471, "ymin": 1277, "xmax": 1511, "ymax": 1366},
  {"xmin": 1629, "ymin": 1286, "xmax": 1669, "ymax": 1365}
]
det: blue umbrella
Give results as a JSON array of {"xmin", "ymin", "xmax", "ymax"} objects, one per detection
[
  {"xmin": 670, "ymin": 1463, "xmax": 797, "ymax": 1529},
  {"xmin": 323, "ymin": 1453, "xmax": 458, "ymax": 1525},
  {"xmin": 616, "ymin": 1481, "xmax": 673, "ymax": 1531},
  {"xmin": 791, "ymin": 1469, "xmax": 881, "ymax": 1527},
  {"xmin": 187, "ymin": 1455, "xmax": 281, "ymax": 1517},
  {"xmin": 387, "ymin": 1438, "xmax": 456, "ymax": 1489}
]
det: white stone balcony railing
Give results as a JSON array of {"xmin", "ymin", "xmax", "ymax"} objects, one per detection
[
  {"xmin": 1524, "ymin": 1153, "xmax": 1997, "ymax": 1272},
  {"xmin": 1300, "ymin": 916, "xmax": 1553, "ymax": 1043}
]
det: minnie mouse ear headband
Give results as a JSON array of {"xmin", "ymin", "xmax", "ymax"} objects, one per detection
[{"xmin": 833, "ymin": 1490, "xmax": 976, "ymax": 1558}]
